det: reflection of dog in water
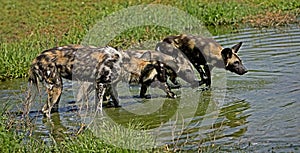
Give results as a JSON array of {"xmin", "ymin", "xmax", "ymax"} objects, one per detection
[
  {"xmin": 28, "ymin": 45, "xmax": 179, "ymax": 117},
  {"xmin": 159, "ymin": 34, "xmax": 248, "ymax": 87}
]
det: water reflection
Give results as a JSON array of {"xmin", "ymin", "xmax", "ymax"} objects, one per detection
[
  {"xmin": 170, "ymin": 98, "xmax": 251, "ymax": 151},
  {"xmin": 42, "ymin": 112, "xmax": 67, "ymax": 142}
]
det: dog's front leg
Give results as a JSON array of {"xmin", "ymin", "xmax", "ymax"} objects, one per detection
[
  {"xmin": 163, "ymin": 82, "xmax": 176, "ymax": 98},
  {"xmin": 108, "ymin": 83, "xmax": 121, "ymax": 107},
  {"xmin": 203, "ymin": 64, "xmax": 211, "ymax": 87},
  {"xmin": 193, "ymin": 64, "xmax": 208, "ymax": 86},
  {"xmin": 167, "ymin": 71, "xmax": 181, "ymax": 89},
  {"xmin": 140, "ymin": 82, "xmax": 153, "ymax": 98},
  {"xmin": 95, "ymin": 83, "xmax": 106, "ymax": 112}
]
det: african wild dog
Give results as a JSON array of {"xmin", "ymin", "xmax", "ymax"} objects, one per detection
[
  {"xmin": 121, "ymin": 51, "xmax": 178, "ymax": 98},
  {"xmin": 125, "ymin": 49, "xmax": 200, "ymax": 88},
  {"xmin": 28, "ymin": 45, "xmax": 178, "ymax": 117},
  {"xmin": 28, "ymin": 45, "xmax": 122, "ymax": 117},
  {"xmin": 160, "ymin": 34, "xmax": 248, "ymax": 87}
]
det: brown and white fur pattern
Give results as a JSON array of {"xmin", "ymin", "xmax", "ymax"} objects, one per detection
[
  {"xmin": 160, "ymin": 34, "xmax": 248, "ymax": 87},
  {"xmin": 28, "ymin": 45, "xmax": 177, "ymax": 117},
  {"xmin": 125, "ymin": 49, "xmax": 200, "ymax": 88}
]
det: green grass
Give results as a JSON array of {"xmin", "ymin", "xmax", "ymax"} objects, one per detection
[
  {"xmin": 0, "ymin": 0, "xmax": 299, "ymax": 79},
  {"xmin": 0, "ymin": 124, "xmax": 151, "ymax": 153},
  {"xmin": 0, "ymin": 110, "xmax": 155, "ymax": 152}
]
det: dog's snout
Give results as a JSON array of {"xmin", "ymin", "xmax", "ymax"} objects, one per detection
[{"xmin": 240, "ymin": 68, "xmax": 248, "ymax": 75}]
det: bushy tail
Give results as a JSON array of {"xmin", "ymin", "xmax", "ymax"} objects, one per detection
[
  {"xmin": 28, "ymin": 68, "xmax": 37, "ymax": 85},
  {"xmin": 24, "ymin": 67, "xmax": 40, "ymax": 116},
  {"xmin": 28, "ymin": 67, "xmax": 41, "ymax": 93}
]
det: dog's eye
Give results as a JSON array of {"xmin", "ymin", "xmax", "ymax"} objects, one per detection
[{"xmin": 234, "ymin": 61, "xmax": 239, "ymax": 65}]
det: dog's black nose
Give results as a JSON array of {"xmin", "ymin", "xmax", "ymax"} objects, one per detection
[{"xmin": 237, "ymin": 69, "xmax": 248, "ymax": 75}]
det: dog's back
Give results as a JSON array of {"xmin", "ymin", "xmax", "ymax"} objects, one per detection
[
  {"xmin": 29, "ymin": 45, "xmax": 122, "ymax": 86},
  {"xmin": 125, "ymin": 49, "xmax": 199, "ymax": 87},
  {"xmin": 162, "ymin": 34, "xmax": 224, "ymax": 66}
]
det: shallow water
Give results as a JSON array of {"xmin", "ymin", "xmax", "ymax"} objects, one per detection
[{"xmin": 1, "ymin": 25, "xmax": 300, "ymax": 152}]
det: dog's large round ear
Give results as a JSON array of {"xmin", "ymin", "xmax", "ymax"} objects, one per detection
[
  {"xmin": 174, "ymin": 38, "xmax": 179, "ymax": 44},
  {"xmin": 231, "ymin": 42, "xmax": 243, "ymax": 53},
  {"xmin": 162, "ymin": 35, "xmax": 182, "ymax": 44},
  {"xmin": 221, "ymin": 48, "xmax": 233, "ymax": 60},
  {"xmin": 174, "ymin": 34, "xmax": 187, "ymax": 44},
  {"xmin": 163, "ymin": 36, "xmax": 175, "ymax": 44}
]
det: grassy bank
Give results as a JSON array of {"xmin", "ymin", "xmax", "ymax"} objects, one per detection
[
  {"xmin": 0, "ymin": 110, "xmax": 154, "ymax": 152},
  {"xmin": 0, "ymin": 0, "xmax": 299, "ymax": 80}
]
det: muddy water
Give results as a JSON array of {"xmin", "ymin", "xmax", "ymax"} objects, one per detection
[{"xmin": 1, "ymin": 25, "xmax": 299, "ymax": 152}]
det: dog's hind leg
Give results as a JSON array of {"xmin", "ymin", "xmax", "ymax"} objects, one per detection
[
  {"xmin": 42, "ymin": 79, "xmax": 62, "ymax": 118},
  {"xmin": 108, "ymin": 83, "xmax": 121, "ymax": 107},
  {"xmin": 42, "ymin": 66, "xmax": 63, "ymax": 118}
]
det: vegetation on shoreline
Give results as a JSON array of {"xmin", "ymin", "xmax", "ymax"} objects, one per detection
[
  {"xmin": 0, "ymin": 0, "xmax": 299, "ymax": 80},
  {"xmin": 0, "ymin": 112, "xmax": 153, "ymax": 152}
]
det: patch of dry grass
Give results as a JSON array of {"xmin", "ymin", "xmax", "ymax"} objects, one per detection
[{"xmin": 243, "ymin": 11, "xmax": 299, "ymax": 27}]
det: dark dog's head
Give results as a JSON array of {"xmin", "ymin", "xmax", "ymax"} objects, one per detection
[{"xmin": 221, "ymin": 42, "xmax": 247, "ymax": 75}]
